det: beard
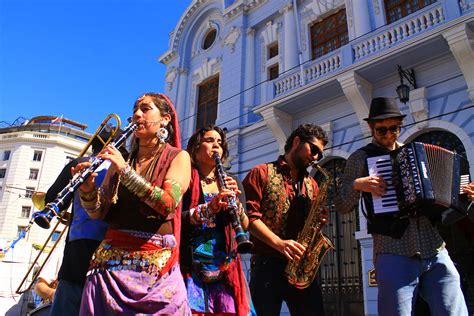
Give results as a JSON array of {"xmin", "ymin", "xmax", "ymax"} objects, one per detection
[{"xmin": 290, "ymin": 150, "xmax": 309, "ymax": 172}]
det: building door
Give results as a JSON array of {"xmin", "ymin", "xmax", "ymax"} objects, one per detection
[
  {"xmin": 315, "ymin": 158, "xmax": 364, "ymax": 316},
  {"xmin": 412, "ymin": 131, "xmax": 474, "ymax": 314}
]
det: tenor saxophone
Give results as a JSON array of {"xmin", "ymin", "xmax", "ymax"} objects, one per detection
[{"xmin": 285, "ymin": 163, "xmax": 335, "ymax": 289}]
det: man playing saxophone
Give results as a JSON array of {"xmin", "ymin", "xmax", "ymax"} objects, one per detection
[{"xmin": 242, "ymin": 124, "xmax": 328, "ymax": 316}]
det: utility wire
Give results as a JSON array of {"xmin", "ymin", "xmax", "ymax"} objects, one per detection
[{"xmin": 176, "ymin": 15, "xmax": 470, "ymax": 127}]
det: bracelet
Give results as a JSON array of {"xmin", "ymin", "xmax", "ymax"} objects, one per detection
[
  {"xmin": 208, "ymin": 200, "xmax": 219, "ymax": 214},
  {"xmin": 120, "ymin": 164, "xmax": 131, "ymax": 177},
  {"xmin": 121, "ymin": 168, "xmax": 152, "ymax": 199},
  {"xmin": 79, "ymin": 188, "xmax": 98, "ymax": 202},
  {"xmin": 190, "ymin": 208, "xmax": 200, "ymax": 224}
]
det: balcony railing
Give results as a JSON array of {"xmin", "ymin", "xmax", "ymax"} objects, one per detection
[
  {"xmin": 352, "ymin": 3, "xmax": 445, "ymax": 61},
  {"xmin": 459, "ymin": 0, "xmax": 474, "ymax": 12},
  {"xmin": 267, "ymin": 0, "xmax": 466, "ymax": 101},
  {"xmin": 274, "ymin": 51, "xmax": 342, "ymax": 97}
]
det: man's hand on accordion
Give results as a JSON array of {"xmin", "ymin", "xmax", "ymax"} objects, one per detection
[
  {"xmin": 463, "ymin": 182, "xmax": 474, "ymax": 202},
  {"xmin": 353, "ymin": 175, "xmax": 387, "ymax": 197}
]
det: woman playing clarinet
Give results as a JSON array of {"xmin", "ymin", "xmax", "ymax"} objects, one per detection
[
  {"xmin": 73, "ymin": 93, "xmax": 191, "ymax": 315},
  {"xmin": 181, "ymin": 125, "xmax": 255, "ymax": 316}
]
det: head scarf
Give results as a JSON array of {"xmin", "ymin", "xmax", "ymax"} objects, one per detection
[{"xmin": 158, "ymin": 93, "xmax": 181, "ymax": 149}]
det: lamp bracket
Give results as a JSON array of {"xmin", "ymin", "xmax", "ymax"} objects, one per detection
[{"xmin": 397, "ymin": 65, "xmax": 417, "ymax": 89}]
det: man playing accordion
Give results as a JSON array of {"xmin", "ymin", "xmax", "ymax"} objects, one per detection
[{"xmin": 335, "ymin": 97, "xmax": 469, "ymax": 316}]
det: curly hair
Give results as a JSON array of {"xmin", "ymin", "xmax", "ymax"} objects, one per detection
[
  {"xmin": 284, "ymin": 124, "xmax": 328, "ymax": 153},
  {"xmin": 186, "ymin": 125, "xmax": 229, "ymax": 166}
]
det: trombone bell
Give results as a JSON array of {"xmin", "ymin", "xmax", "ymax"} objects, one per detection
[{"xmin": 32, "ymin": 191, "xmax": 46, "ymax": 210}]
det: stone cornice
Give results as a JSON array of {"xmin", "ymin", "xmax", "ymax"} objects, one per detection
[
  {"xmin": 159, "ymin": 0, "xmax": 269, "ymax": 64},
  {"xmin": 223, "ymin": 0, "xmax": 268, "ymax": 22},
  {"xmin": 159, "ymin": 0, "xmax": 210, "ymax": 65}
]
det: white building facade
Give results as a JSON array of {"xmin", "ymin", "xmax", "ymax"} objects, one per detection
[
  {"xmin": 160, "ymin": 1, "xmax": 474, "ymax": 315},
  {"xmin": 0, "ymin": 118, "xmax": 90, "ymax": 247}
]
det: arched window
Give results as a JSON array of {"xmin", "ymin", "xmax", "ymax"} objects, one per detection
[{"xmin": 412, "ymin": 130, "xmax": 466, "ymax": 158}]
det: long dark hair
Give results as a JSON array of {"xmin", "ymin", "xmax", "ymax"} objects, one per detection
[{"xmin": 186, "ymin": 125, "xmax": 229, "ymax": 166}]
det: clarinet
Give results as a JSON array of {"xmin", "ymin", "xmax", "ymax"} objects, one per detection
[
  {"xmin": 213, "ymin": 152, "xmax": 254, "ymax": 253},
  {"xmin": 33, "ymin": 121, "xmax": 138, "ymax": 229}
]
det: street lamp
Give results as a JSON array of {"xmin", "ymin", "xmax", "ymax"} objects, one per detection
[{"xmin": 396, "ymin": 65, "xmax": 417, "ymax": 104}]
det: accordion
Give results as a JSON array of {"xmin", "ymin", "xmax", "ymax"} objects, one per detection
[{"xmin": 366, "ymin": 142, "xmax": 471, "ymax": 223}]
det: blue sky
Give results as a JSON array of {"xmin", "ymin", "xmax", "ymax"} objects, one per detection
[{"xmin": 0, "ymin": 0, "xmax": 192, "ymax": 132}]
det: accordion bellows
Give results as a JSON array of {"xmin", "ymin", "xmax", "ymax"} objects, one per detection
[{"xmin": 367, "ymin": 142, "xmax": 471, "ymax": 223}]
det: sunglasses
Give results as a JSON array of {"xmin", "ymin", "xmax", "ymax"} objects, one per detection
[
  {"xmin": 306, "ymin": 141, "xmax": 324, "ymax": 161},
  {"xmin": 374, "ymin": 125, "xmax": 401, "ymax": 136}
]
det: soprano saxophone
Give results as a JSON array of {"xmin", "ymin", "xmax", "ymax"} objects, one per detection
[{"xmin": 285, "ymin": 163, "xmax": 335, "ymax": 289}]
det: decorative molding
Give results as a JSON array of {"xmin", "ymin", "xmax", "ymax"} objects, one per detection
[
  {"xmin": 279, "ymin": 2, "xmax": 293, "ymax": 14},
  {"xmin": 193, "ymin": 57, "xmax": 221, "ymax": 84},
  {"xmin": 159, "ymin": 0, "xmax": 209, "ymax": 64},
  {"xmin": 337, "ymin": 71, "xmax": 373, "ymax": 136},
  {"xmin": 178, "ymin": 67, "xmax": 189, "ymax": 75},
  {"xmin": 165, "ymin": 67, "xmax": 178, "ymax": 91},
  {"xmin": 302, "ymin": 0, "xmax": 345, "ymax": 16},
  {"xmin": 373, "ymin": 0, "xmax": 381, "ymax": 15},
  {"xmin": 408, "ymin": 87, "xmax": 429, "ymax": 129},
  {"xmin": 247, "ymin": 27, "xmax": 256, "ymax": 36},
  {"xmin": 443, "ymin": 24, "xmax": 474, "ymax": 102},
  {"xmin": 459, "ymin": 0, "xmax": 474, "ymax": 12},
  {"xmin": 223, "ymin": 0, "xmax": 268, "ymax": 21},
  {"xmin": 261, "ymin": 20, "xmax": 280, "ymax": 46},
  {"xmin": 222, "ymin": 26, "xmax": 241, "ymax": 53},
  {"xmin": 192, "ymin": 17, "xmax": 222, "ymax": 58},
  {"xmin": 257, "ymin": 107, "xmax": 293, "ymax": 153}
]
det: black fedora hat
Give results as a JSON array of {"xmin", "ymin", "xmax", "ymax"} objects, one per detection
[{"xmin": 364, "ymin": 97, "xmax": 406, "ymax": 121}]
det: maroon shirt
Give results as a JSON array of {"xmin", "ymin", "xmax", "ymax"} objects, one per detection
[{"xmin": 242, "ymin": 156, "xmax": 319, "ymax": 258}]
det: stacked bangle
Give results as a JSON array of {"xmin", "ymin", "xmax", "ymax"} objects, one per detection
[
  {"xmin": 190, "ymin": 203, "xmax": 216, "ymax": 227},
  {"xmin": 121, "ymin": 167, "xmax": 151, "ymax": 199},
  {"xmin": 79, "ymin": 188, "xmax": 101, "ymax": 213}
]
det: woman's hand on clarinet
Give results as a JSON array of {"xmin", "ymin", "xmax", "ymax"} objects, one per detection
[
  {"xmin": 463, "ymin": 182, "xmax": 474, "ymax": 201},
  {"xmin": 71, "ymin": 161, "xmax": 97, "ymax": 193},
  {"xmin": 208, "ymin": 189, "xmax": 236, "ymax": 214},
  {"xmin": 97, "ymin": 145, "xmax": 128, "ymax": 175},
  {"xmin": 223, "ymin": 176, "xmax": 241, "ymax": 195},
  {"xmin": 276, "ymin": 239, "xmax": 306, "ymax": 261},
  {"xmin": 353, "ymin": 175, "xmax": 387, "ymax": 196}
]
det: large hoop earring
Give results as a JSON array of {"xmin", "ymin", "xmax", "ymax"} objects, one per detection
[{"xmin": 157, "ymin": 126, "xmax": 169, "ymax": 144}]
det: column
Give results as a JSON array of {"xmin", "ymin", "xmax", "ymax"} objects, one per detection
[
  {"xmin": 244, "ymin": 28, "xmax": 256, "ymax": 124},
  {"xmin": 175, "ymin": 67, "xmax": 189, "ymax": 137},
  {"xmin": 352, "ymin": 0, "xmax": 372, "ymax": 37},
  {"xmin": 280, "ymin": 2, "xmax": 299, "ymax": 72}
]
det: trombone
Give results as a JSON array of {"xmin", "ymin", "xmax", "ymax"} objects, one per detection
[{"xmin": 16, "ymin": 113, "xmax": 121, "ymax": 295}]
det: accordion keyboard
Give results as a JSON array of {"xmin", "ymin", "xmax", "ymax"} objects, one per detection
[
  {"xmin": 460, "ymin": 174, "xmax": 470, "ymax": 194},
  {"xmin": 367, "ymin": 155, "xmax": 399, "ymax": 214}
]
